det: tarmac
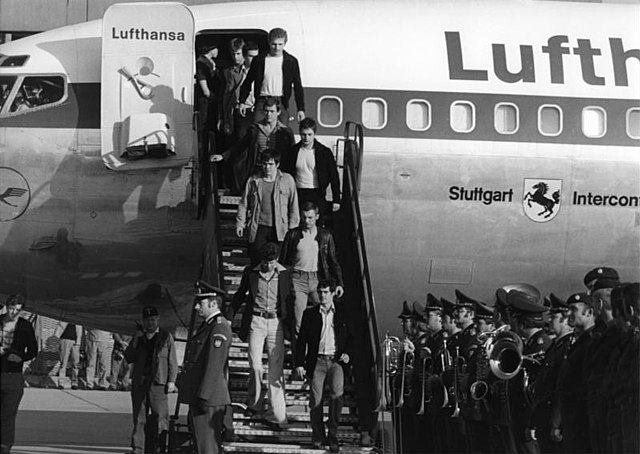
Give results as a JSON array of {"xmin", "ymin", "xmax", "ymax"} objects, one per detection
[{"xmin": 12, "ymin": 387, "xmax": 187, "ymax": 454}]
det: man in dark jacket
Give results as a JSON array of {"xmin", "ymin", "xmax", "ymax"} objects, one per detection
[
  {"xmin": 280, "ymin": 201, "xmax": 343, "ymax": 349},
  {"xmin": 178, "ymin": 282, "xmax": 232, "ymax": 454},
  {"xmin": 238, "ymin": 27, "xmax": 305, "ymax": 125},
  {"xmin": 295, "ymin": 279, "xmax": 351, "ymax": 452},
  {"xmin": 280, "ymin": 117, "xmax": 341, "ymax": 222},
  {"xmin": 0, "ymin": 294, "xmax": 37, "ymax": 454},
  {"xmin": 124, "ymin": 306, "xmax": 178, "ymax": 454}
]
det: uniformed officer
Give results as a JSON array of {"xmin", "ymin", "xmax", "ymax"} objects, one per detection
[
  {"xmin": 177, "ymin": 282, "xmax": 232, "ymax": 454},
  {"xmin": 506, "ymin": 288, "xmax": 551, "ymax": 454},
  {"xmin": 557, "ymin": 292, "xmax": 597, "ymax": 454},
  {"xmin": 531, "ymin": 293, "xmax": 573, "ymax": 454},
  {"xmin": 583, "ymin": 266, "xmax": 619, "ymax": 294}
]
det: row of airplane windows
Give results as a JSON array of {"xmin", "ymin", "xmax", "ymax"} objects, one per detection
[{"xmin": 316, "ymin": 96, "xmax": 640, "ymax": 140}]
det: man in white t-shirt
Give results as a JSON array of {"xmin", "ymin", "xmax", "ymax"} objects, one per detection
[{"xmin": 238, "ymin": 28, "xmax": 305, "ymax": 125}]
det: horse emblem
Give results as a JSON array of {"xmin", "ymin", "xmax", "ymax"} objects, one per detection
[{"xmin": 523, "ymin": 179, "xmax": 562, "ymax": 222}]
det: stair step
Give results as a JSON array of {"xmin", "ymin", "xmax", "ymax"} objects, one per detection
[
  {"xmin": 234, "ymin": 412, "xmax": 358, "ymax": 424},
  {"xmin": 230, "ymin": 393, "xmax": 356, "ymax": 408},
  {"xmin": 233, "ymin": 425, "xmax": 359, "ymax": 441},
  {"xmin": 222, "ymin": 442, "xmax": 375, "ymax": 453},
  {"xmin": 223, "ymin": 249, "xmax": 248, "ymax": 258},
  {"xmin": 220, "ymin": 195, "xmax": 242, "ymax": 205}
]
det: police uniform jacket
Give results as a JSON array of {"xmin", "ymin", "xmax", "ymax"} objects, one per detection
[
  {"xmin": 178, "ymin": 313, "xmax": 232, "ymax": 407},
  {"xmin": 124, "ymin": 328, "xmax": 178, "ymax": 388},
  {"xmin": 557, "ymin": 327, "xmax": 595, "ymax": 404},
  {"xmin": 0, "ymin": 316, "xmax": 37, "ymax": 373},
  {"xmin": 294, "ymin": 303, "xmax": 350, "ymax": 380},
  {"xmin": 230, "ymin": 263, "xmax": 292, "ymax": 342},
  {"xmin": 458, "ymin": 323, "xmax": 479, "ymax": 362}
]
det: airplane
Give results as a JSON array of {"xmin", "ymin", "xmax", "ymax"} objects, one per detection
[{"xmin": 0, "ymin": 0, "xmax": 639, "ymax": 339}]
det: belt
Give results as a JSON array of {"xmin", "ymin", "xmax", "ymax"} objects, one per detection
[
  {"xmin": 317, "ymin": 354, "xmax": 335, "ymax": 360},
  {"xmin": 253, "ymin": 310, "xmax": 278, "ymax": 319}
]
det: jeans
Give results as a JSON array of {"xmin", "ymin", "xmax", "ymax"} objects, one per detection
[
  {"xmin": 291, "ymin": 270, "xmax": 319, "ymax": 345},
  {"xmin": 85, "ymin": 340, "xmax": 111, "ymax": 389},
  {"xmin": 58, "ymin": 338, "xmax": 80, "ymax": 387},
  {"xmin": 249, "ymin": 224, "xmax": 279, "ymax": 266},
  {"xmin": 246, "ymin": 316, "xmax": 286, "ymax": 423},
  {"xmin": 310, "ymin": 357, "xmax": 344, "ymax": 443}
]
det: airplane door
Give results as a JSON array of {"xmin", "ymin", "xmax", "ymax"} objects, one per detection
[{"xmin": 101, "ymin": 2, "xmax": 195, "ymax": 170}]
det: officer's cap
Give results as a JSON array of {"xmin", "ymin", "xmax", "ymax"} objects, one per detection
[
  {"xmin": 195, "ymin": 281, "xmax": 226, "ymax": 301},
  {"xmin": 411, "ymin": 300, "xmax": 426, "ymax": 322},
  {"xmin": 592, "ymin": 278, "xmax": 620, "ymax": 292},
  {"xmin": 425, "ymin": 293, "xmax": 443, "ymax": 312},
  {"xmin": 440, "ymin": 297, "xmax": 456, "ymax": 316},
  {"xmin": 142, "ymin": 306, "xmax": 159, "ymax": 318},
  {"xmin": 453, "ymin": 289, "xmax": 477, "ymax": 310},
  {"xmin": 583, "ymin": 267, "xmax": 619, "ymax": 290},
  {"xmin": 474, "ymin": 300, "xmax": 495, "ymax": 320},
  {"xmin": 506, "ymin": 290, "xmax": 548, "ymax": 314},
  {"xmin": 398, "ymin": 300, "xmax": 412, "ymax": 320},
  {"xmin": 496, "ymin": 283, "xmax": 541, "ymax": 307},
  {"xmin": 547, "ymin": 293, "xmax": 570, "ymax": 314},
  {"xmin": 567, "ymin": 292, "xmax": 593, "ymax": 307}
]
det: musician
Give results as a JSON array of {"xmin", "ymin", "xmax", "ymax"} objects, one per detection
[
  {"xmin": 584, "ymin": 275, "xmax": 621, "ymax": 454},
  {"xmin": 398, "ymin": 300, "xmax": 416, "ymax": 338},
  {"xmin": 531, "ymin": 294, "xmax": 573, "ymax": 454},
  {"xmin": 557, "ymin": 293, "xmax": 597, "ymax": 454},
  {"xmin": 506, "ymin": 289, "xmax": 551, "ymax": 454},
  {"xmin": 453, "ymin": 290, "xmax": 479, "ymax": 363}
]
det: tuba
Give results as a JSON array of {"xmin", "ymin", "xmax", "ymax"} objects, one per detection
[{"xmin": 477, "ymin": 324, "xmax": 524, "ymax": 380}]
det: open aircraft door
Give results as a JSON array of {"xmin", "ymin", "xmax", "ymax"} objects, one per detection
[{"xmin": 101, "ymin": 2, "xmax": 195, "ymax": 171}]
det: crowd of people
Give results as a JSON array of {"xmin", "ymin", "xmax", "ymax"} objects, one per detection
[{"xmin": 392, "ymin": 268, "xmax": 639, "ymax": 454}]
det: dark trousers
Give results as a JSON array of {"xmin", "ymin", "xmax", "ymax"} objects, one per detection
[
  {"xmin": 249, "ymin": 224, "xmax": 279, "ymax": 265},
  {"xmin": 310, "ymin": 357, "xmax": 344, "ymax": 443},
  {"xmin": 130, "ymin": 383, "xmax": 169, "ymax": 454},
  {"xmin": 0, "ymin": 373, "xmax": 24, "ymax": 452},
  {"xmin": 190, "ymin": 404, "xmax": 226, "ymax": 454},
  {"xmin": 560, "ymin": 401, "xmax": 591, "ymax": 454}
]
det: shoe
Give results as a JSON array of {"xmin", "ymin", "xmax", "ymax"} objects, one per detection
[
  {"xmin": 360, "ymin": 432, "xmax": 373, "ymax": 447},
  {"xmin": 57, "ymin": 384, "xmax": 64, "ymax": 390},
  {"xmin": 328, "ymin": 438, "xmax": 340, "ymax": 452},
  {"xmin": 96, "ymin": 386, "xmax": 108, "ymax": 391},
  {"xmin": 71, "ymin": 384, "xmax": 78, "ymax": 390},
  {"xmin": 312, "ymin": 440, "xmax": 323, "ymax": 449}
]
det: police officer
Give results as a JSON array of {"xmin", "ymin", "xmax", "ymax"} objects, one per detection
[
  {"xmin": 532, "ymin": 293, "xmax": 573, "ymax": 454},
  {"xmin": 557, "ymin": 292, "xmax": 597, "ymax": 454},
  {"xmin": 583, "ymin": 266, "xmax": 619, "ymax": 294},
  {"xmin": 177, "ymin": 282, "xmax": 232, "ymax": 454},
  {"xmin": 506, "ymin": 288, "xmax": 551, "ymax": 454}
]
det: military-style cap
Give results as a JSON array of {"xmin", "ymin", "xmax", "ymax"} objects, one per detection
[
  {"xmin": 440, "ymin": 297, "xmax": 455, "ymax": 316},
  {"xmin": 547, "ymin": 293, "xmax": 570, "ymax": 314},
  {"xmin": 195, "ymin": 281, "xmax": 226, "ymax": 300},
  {"xmin": 583, "ymin": 267, "xmax": 619, "ymax": 289},
  {"xmin": 454, "ymin": 289, "xmax": 478, "ymax": 309},
  {"xmin": 567, "ymin": 292, "xmax": 593, "ymax": 307},
  {"xmin": 506, "ymin": 289, "xmax": 548, "ymax": 313},
  {"xmin": 142, "ymin": 306, "xmax": 158, "ymax": 318},
  {"xmin": 411, "ymin": 300, "xmax": 426, "ymax": 321},
  {"xmin": 592, "ymin": 278, "xmax": 620, "ymax": 292},
  {"xmin": 398, "ymin": 300, "xmax": 412, "ymax": 320},
  {"xmin": 474, "ymin": 300, "xmax": 495, "ymax": 320},
  {"xmin": 425, "ymin": 293, "xmax": 443, "ymax": 312}
]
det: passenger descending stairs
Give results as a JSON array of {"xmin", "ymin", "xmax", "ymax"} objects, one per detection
[{"xmin": 216, "ymin": 192, "xmax": 377, "ymax": 454}]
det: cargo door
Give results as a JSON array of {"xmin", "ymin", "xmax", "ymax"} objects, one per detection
[{"xmin": 101, "ymin": 2, "xmax": 195, "ymax": 170}]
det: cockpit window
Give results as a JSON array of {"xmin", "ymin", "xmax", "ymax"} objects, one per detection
[
  {"xmin": 0, "ymin": 76, "xmax": 16, "ymax": 111},
  {"xmin": 0, "ymin": 54, "xmax": 30, "ymax": 67},
  {"xmin": 9, "ymin": 76, "xmax": 65, "ymax": 113}
]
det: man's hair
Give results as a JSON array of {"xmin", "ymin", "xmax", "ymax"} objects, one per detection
[
  {"xmin": 198, "ymin": 43, "xmax": 218, "ymax": 56},
  {"xmin": 299, "ymin": 117, "xmax": 317, "ymax": 133},
  {"xmin": 268, "ymin": 27, "xmax": 288, "ymax": 43},
  {"xmin": 244, "ymin": 40, "xmax": 259, "ymax": 54},
  {"xmin": 263, "ymin": 96, "xmax": 281, "ymax": 111},
  {"xmin": 6, "ymin": 294, "xmax": 25, "ymax": 307},
  {"xmin": 301, "ymin": 201, "xmax": 319, "ymax": 213},
  {"xmin": 317, "ymin": 279, "xmax": 336, "ymax": 292},
  {"xmin": 230, "ymin": 37, "xmax": 245, "ymax": 53},
  {"xmin": 261, "ymin": 242, "xmax": 279, "ymax": 261},
  {"xmin": 591, "ymin": 287, "xmax": 613, "ymax": 315},
  {"xmin": 261, "ymin": 148, "xmax": 281, "ymax": 164}
]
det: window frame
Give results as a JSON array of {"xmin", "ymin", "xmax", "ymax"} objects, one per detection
[
  {"xmin": 316, "ymin": 95, "xmax": 343, "ymax": 128},
  {"xmin": 581, "ymin": 106, "xmax": 607, "ymax": 139},
  {"xmin": 494, "ymin": 102, "xmax": 520, "ymax": 135},
  {"xmin": 450, "ymin": 100, "xmax": 476, "ymax": 133},
  {"xmin": 406, "ymin": 99, "xmax": 432, "ymax": 132},
  {"xmin": 361, "ymin": 96, "xmax": 388, "ymax": 130},
  {"xmin": 626, "ymin": 107, "xmax": 640, "ymax": 140},
  {"xmin": 537, "ymin": 104, "xmax": 563, "ymax": 137},
  {"xmin": 1, "ymin": 73, "xmax": 69, "ymax": 118}
]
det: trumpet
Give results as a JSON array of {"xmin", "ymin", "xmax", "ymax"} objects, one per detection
[
  {"xmin": 416, "ymin": 347, "xmax": 433, "ymax": 415},
  {"xmin": 396, "ymin": 345, "xmax": 414, "ymax": 408},
  {"xmin": 376, "ymin": 332, "xmax": 402, "ymax": 411},
  {"xmin": 451, "ymin": 347, "xmax": 466, "ymax": 418}
]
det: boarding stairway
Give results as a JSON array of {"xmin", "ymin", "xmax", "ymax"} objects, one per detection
[{"xmin": 170, "ymin": 123, "xmax": 382, "ymax": 453}]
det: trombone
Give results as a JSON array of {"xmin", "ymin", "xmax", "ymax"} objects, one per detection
[{"xmin": 416, "ymin": 347, "xmax": 434, "ymax": 415}]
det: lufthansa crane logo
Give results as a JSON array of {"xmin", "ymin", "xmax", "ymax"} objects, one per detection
[
  {"xmin": 523, "ymin": 179, "xmax": 562, "ymax": 222},
  {"xmin": 0, "ymin": 167, "xmax": 31, "ymax": 222}
]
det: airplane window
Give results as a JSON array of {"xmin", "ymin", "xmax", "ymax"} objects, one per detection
[
  {"xmin": 362, "ymin": 98, "xmax": 387, "ymax": 130},
  {"xmin": 627, "ymin": 108, "xmax": 640, "ymax": 139},
  {"xmin": 9, "ymin": 75, "xmax": 65, "ymax": 113},
  {"xmin": 406, "ymin": 100, "xmax": 431, "ymax": 131},
  {"xmin": 494, "ymin": 103, "xmax": 519, "ymax": 134},
  {"xmin": 582, "ymin": 107, "xmax": 606, "ymax": 138},
  {"xmin": 0, "ymin": 75, "xmax": 16, "ymax": 111},
  {"xmin": 450, "ymin": 101, "xmax": 475, "ymax": 133},
  {"xmin": 318, "ymin": 96, "xmax": 343, "ymax": 128},
  {"xmin": 538, "ymin": 105, "xmax": 563, "ymax": 137},
  {"xmin": 0, "ymin": 54, "xmax": 29, "ymax": 67}
]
